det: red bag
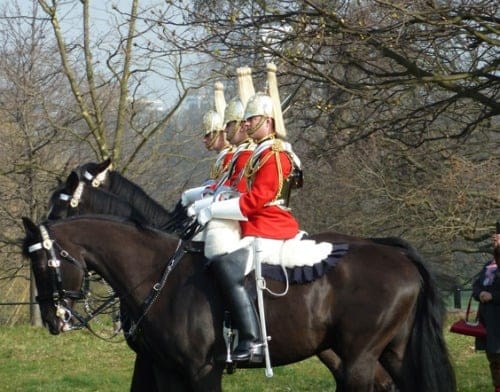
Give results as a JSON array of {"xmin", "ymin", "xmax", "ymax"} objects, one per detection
[{"xmin": 450, "ymin": 294, "xmax": 486, "ymax": 338}]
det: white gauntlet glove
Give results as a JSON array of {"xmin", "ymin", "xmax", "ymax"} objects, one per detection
[
  {"xmin": 197, "ymin": 197, "xmax": 247, "ymax": 225},
  {"xmin": 186, "ymin": 197, "xmax": 213, "ymax": 218},
  {"xmin": 181, "ymin": 186, "xmax": 213, "ymax": 207}
]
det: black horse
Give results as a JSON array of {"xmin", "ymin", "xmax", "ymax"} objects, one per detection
[
  {"xmin": 47, "ymin": 162, "xmax": 437, "ymax": 390},
  {"xmin": 23, "ymin": 215, "xmax": 455, "ymax": 391},
  {"xmin": 70, "ymin": 159, "xmax": 191, "ymax": 235}
]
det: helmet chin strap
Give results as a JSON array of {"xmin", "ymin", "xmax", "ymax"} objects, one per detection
[
  {"xmin": 205, "ymin": 131, "xmax": 220, "ymax": 149},
  {"xmin": 227, "ymin": 121, "xmax": 242, "ymax": 142},
  {"xmin": 246, "ymin": 116, "xmax": 267, "ymax": 137}
]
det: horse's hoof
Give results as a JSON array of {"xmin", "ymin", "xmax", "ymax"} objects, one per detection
[{"xmin": 226, "ymin": 363, "xmax": 236, "ymax": 374}]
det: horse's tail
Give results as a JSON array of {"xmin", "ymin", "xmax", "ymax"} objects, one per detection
[{"xmin": 402, "ymin": 250, "xmax": 456, "ymax": 392}]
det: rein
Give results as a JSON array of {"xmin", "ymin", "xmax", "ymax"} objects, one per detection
[
  {"xmin": 125, "ymin": 238, "xmax": 187, "ymax": 338},
  {"xmin": 30, "ymin": 223, "xmax": 189, "ymax": 340}
]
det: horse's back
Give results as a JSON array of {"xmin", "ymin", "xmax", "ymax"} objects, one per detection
[
  {"xmin": 330, "ymin": 241, "xmax": 422, "ymax": 318},
  {"xmin": 261, "ymin": 236, "xmax": 422, "ymax": 366}
]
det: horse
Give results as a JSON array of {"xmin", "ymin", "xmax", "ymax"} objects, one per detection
[
  {"xmin": 70, "ymin": 159, "xmax": 190, "ymax": 235},
  {"xmin": 22, "ymin": 215, "xmax": 456, "ymax": 392},
  {"xmin": 48, "ymin": 171, "xmax": 151, "ymax": 224},
  {"xmin": 47, "ymin": 163, "xmax": 412, "ymax": 390}
]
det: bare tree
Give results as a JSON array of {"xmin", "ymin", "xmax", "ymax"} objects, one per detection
[
  {"xmin": 0, "ymin": 0, "xmax": 219, "ymax": 325},
  {"xmin": 0, "ymin": 0, "xmax": 79, "ymax": 325},
  {"xmin": 161, "ymin": 0, "xmax": 499, "ymax": 283}
]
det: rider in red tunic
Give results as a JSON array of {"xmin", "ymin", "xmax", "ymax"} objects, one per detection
[
  {"xmin": 195, "ymin": 66, "xmax": 302, "ymax": 362},
  {"xmin": 181, "ymin": 104, "xmax": 233, "ymax": 207}
]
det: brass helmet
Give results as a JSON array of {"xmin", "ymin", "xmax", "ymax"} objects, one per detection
[
  {"xmin": 202, "ymin": 110, "xmax": 224, "ymax": 135},
  {"xmin": 243, "ymin": 92, "xmax": 274, "ymax": 120},
  {"xmin": 224, "ymin": 96, "xmax": 245, "ymax": 125}
]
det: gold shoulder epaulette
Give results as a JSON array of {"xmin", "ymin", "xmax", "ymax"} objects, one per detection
[{"xmin": 271, "ymin": 139, "xmax": 284, "ymax": 152}]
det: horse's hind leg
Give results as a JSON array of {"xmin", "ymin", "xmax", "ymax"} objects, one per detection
[
  {"xmin": 373, "ymin": 364, "xmax": 396, "ymax": 392},
  {"xmin": 318, "ymin": 350, "xmax": 395, "ymax": 392},
  {"xmin": 378, "ymin": 344, "xmax": 406, "ymax": 391},
  {"xmin": 317, "ymin": 349, "xmax": 343, "ymax": 382},
  {"xmin": 339, "ymin": 355, "xmax": 379, "ymax": 392}
]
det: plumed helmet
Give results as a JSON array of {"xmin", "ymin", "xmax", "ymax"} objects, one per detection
[
  {"xmin": 244, "ymin": 92, "xmax": 274, "ymax": 120},
  {"xmin": 266, "ymin": 63, "xmax": 286, "ymax": 138},
  {"xmin": 224, "ymin": 97, "xmax": 245, "ymax": 125},
  {"xmin": 202, "ymin": 110, "xmax": 224, "ymax": 135},
  {"xmin": 214, "ymin": 81, "xmax": 226, "ymax": 119}
]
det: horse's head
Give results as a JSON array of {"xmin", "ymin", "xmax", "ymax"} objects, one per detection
[
  {"xmin": 47, "ymin": 172, "xmax": 86, "ymax": 220},
  {"xmin": 22, "ymin": 217, "xmax": 88, "ymax": 335},
  {"xmin": 75, "ymin": 159, "xmax": 112, "ymax": 188}
]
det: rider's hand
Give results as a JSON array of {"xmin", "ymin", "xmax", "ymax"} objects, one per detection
[{"xmin": 197, "ymin": 207, "xmax": 213, "ymax": 225}]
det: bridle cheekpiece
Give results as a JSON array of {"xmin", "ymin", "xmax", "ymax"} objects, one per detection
[{"xmin": 28, "ymin": 224, "xmax": 91, "ymax": 330}]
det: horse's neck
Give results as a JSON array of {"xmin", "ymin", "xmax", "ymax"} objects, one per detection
[
  {"xmin": 85, "ymin": 187, "xmax": 131, "ymax": 217},
  {"xmin": 73, "ymin": 223, "xmax": 173, "ymax": 312},
  {"xmin": 108, "ymin": 173, "xmax": 174, "ymax": 226}
]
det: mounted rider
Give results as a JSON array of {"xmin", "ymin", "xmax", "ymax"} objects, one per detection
[
  {"xmin": 193, "ymin": 63, "xmax": 303, "ymax": 363},
  {"xmin": 181, "ymin": 82, "xmax": 234, "ymax": 208},
  {"xmin": 215, "ymin": 66, "xmax": 256, "ymax": 194}
]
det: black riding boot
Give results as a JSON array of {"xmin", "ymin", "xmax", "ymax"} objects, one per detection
[{"xmin": 211, "ymin": 248, "xmax": 263, "ymax": 362}]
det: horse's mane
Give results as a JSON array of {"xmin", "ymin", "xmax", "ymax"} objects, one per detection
[
  {"xmin": 107, "ymin": 172, "xmax": 173, "ymax": 221},
  {"xmin": 85, "ymin": 186, "xmax": 149, "ymax": 225},
  {"xmin": 75, "ymin": 162, "xmax": 171, "ymax": 219},
  {"xmin": 75, "ymin": 162, "xmax": 191, "ymax": 235}
]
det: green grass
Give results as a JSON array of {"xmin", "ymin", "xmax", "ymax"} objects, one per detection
[{"xmin": 0, "ymin": 323, "xmax": 494, "ymax": 391}]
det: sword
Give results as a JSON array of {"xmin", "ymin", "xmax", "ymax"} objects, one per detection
[{"xmin": 254, "ymin": 237, "xmax": 273, "ymax": 377}]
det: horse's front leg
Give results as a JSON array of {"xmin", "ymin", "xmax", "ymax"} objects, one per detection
[
  {"xmin": 317, "ymin": 349, "xmax": 343, "ymax": 383},
  {"xmin": 130, "ymin": 354, "xmax": 158, "ymax": 392}
]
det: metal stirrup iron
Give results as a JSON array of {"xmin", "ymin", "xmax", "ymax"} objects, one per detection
[{"xmin": 254, "ymin": 238, "xmax": 273, "ymax": 377}]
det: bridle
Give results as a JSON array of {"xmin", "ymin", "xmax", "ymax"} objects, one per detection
[
  {"xmin": 57, "ymin": 181, "xmax": 85, "ymax": 209},
  {"xmin": 27, "ymin": 224, "xmax": 106, "ymax": 331},
  {"xmin": 83, "ymin": 166, "xmax": 110, "ymax": 188},
  {"xmin": 28, "ymin": 222, "xmax": 188, "ymax": 339}
]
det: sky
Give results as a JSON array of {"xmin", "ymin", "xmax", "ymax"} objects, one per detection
[{"xmin": 0, "ymin": 0, "xmax": 188, "ymax": 108}]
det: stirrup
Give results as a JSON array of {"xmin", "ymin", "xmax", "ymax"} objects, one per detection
[
  {"xmin": 248, "ymin": 343, "xmax": 265, "ymax": 363},
  {"xmin": 231, "ymin": 341, "xmax": 265, "ymax": 363}
]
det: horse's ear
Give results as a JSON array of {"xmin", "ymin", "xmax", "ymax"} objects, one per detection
[
  {"xmin": 67, "ymin": 171, "xmax": 80, "ymax": 190},
  {"xmin": 90, "ymin": 158, "xmax": 113, "ymax": 175},
  {"xmin": 22, "ymin": 217, "xmax": 38, "ymax": 235},
  {"xmin": 103, "ymin": 158, "xmax": 113, "ymax": 171}
]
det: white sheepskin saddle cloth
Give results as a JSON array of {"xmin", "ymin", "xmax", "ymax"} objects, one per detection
[
  {"xmin": 246, "ymin": 234, "xmax": 333, "ymax": 271},
  {"xmin": 204, "ymin": 219, "xmax": 242, "ymax": 258},
  {"xmin": 203, "ymin": 219, "xmax": 333, "ymax": 275}
]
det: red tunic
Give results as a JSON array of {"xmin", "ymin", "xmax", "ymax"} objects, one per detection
[
  {"xmin": 207, "ymin": 148, "xmax": 234, "ymax": 192},
  {"xmin": 209, "ymin": 147, "xmax": 233, "ymax": 181},
  {"xmin": 239, "ymin": 141, "xmax": 299, "ymax": 239},
  {"xmin": 223, "ymin": 143, "xmax": 253, "ymax": 193}
]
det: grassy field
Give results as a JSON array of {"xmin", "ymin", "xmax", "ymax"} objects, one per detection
[{"xmin": 0, "ymin": 323, "xmax": 494, "ymax": 391}]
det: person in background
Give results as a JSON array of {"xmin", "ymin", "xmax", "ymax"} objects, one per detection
[
  {"xmin": 215, "ymin": 67, "xmax": 255, "ymax": 194},
  {"xmin": 200, "ymin": 67, "xmax": 256, "ymax": 276},
  {"xmin": 473, "ymin": 230, "xmax": 500, "ymax": 392}
]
